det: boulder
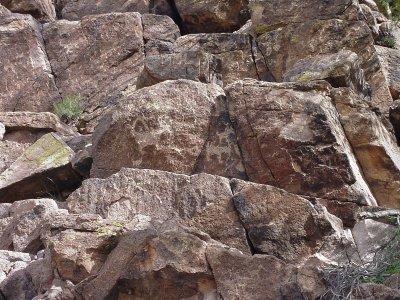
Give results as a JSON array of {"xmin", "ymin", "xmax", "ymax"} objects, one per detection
[
  {"xmin": 136, "ymin": 51, "xmax": 222, "ymax": 89},
  {"xmin": 76, "ymin": 219, "xmax": 219, "ymax": 300},
  {"xmin": 206, "ymin": 245, "xmax": 302, "ymax": 300},
  {"xmin": 43, "ymin": 13, "xmax": 145, "ymax": 133},
  {"xmin": 174, "ymin": 0, "xmax": 250, "ymax": 33},
  {"xmin": 0, "ymin": 0, "xmax": 56, "ymax": 22},
  {"xmin": 142, "ymin": 14, "xmax": 180, "ymax": 43},
  {"xmin": 55, "ymin": 0, "xmax": 149, "ymax": 20},
  {"xmin": 231, "ymin": 179, "xmax": 337, "ymax": 262},
  {"xmin": 67, "ymin": 168, "xmax": 250, "ymax": 254},
  {"xmin": 226, "ymin": 80, "xmax": 377, "ymax": 205},
  {"xmin": 0, "ymin": 133, "xmax": 81, "ymax": 202},
  {"xmin": 332, "ymin": 88, "xmax": 400, "ymax": 208},
  {"xmin": 352, "ymin": 219, "xmax": 397, "ymax": 262},
  {"xmin": 91, "ymin": 80, "xmax": 245, "ymax": 180},
  {"xmin": 0, "ymin": 14, "xmax": 60, "ymax": 112},
  {"xmin": 376, "ymin": 45, "xmax": 400, "ymax": 100},
  {"xmin": 173, "ymin": 33, "xmax": 270, "ymax": 86}
]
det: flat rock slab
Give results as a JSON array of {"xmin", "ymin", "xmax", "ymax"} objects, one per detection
[
  {"xmin": 226, "ymin": 80, "xmax": 377, "ymax": 205},
  {"xmin": 67, "ymin": 168, "xmax": 250, "ymax": 254},
  {"xmin": 0, "ymin": 14, "xmax": 60, "ymax": 112},
  {"xmin": 0, "ymin": 133, "xmax": 81, "ymax": 202}
]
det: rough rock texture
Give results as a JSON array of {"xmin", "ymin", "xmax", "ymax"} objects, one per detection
[
  {"xmin": 376, "ymin": 45, "xmax": 400, "ymax": 99},
  {"xmin": 231, "ymin": 179, "xmax": 338, "ymax": 262},
  {"xmin": 333, "ymin": 88, "xmax": 400, "ymax": 208},
  {"xmin": 175, "ymin": 0, "xmax": 250, "ymax": 33},
  {"xmin": 91, "ymin": 80, "xmax": 245, "ymax": 180},
  {"xmin": 173, "ymin": 33, "xmax": 270, "ymax": 85},
  {"xmin": 43, "ymin": 12, "xmax": 145, "ymax": 133},
  {"xmin": 390, "ymin": 99, "xmax": 400, "ymax": 143},
  {"xmin": 67, "ymin": 168, "xmax": 250, "ymax": 254},
  {"xmin": 0, "ymin": 14, "xmax": 60, "ymax": 112},
  {"xmin": 226, "ymin": 80, "xmax": 376, "ymax": 204},
  {"xmin": 0, "ymin": 133, "xmax": 81, "ymax": 202},
  {"xmin": 0, "ymin": 0, "xmax": 56, "ymax": 22},
  {"xmin": 0, "ymin": 3, "xmax": 10, "ymax": 16},
  {"xmin": 55, "ymin": 0, "xmax": 149, "ymax": 20}
]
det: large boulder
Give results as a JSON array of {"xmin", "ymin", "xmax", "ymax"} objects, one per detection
[
  {"xmin": 67, "ymin": 168, "xmax": 250, "ymax": 254},
  {"xmin": 174, "ymin": 0, "xmax": 250, "ymax": 33},
  {"xmin": 376, "ymin": 45, "xmax": 400, "ymax": 100},
  {"xmin": 0, "ymin": 0, "xmax": 56, "ymax": 22},
  {"xmin": 91, "ymin": 79, "xmax": 245, "ymax": 180},
  {"xmin": 231, "ymin": 179, "xmax": 338, "ymax": 262},
  {"xmin": 0, "ymin": 133, "xmax": 81, "ymax": 202},
  {"xmin": 0, "ymin": 14, "xmax": 60, "ymax": 112},
  {"xmin": 332, "ymin": 88, "xmax": 400, "ymax": 208},
  {"xmin": 173, "ymin": 33, "xmax": 270, "ymax": 86},
  {"xmin": 43, "ymin": 13, "xmax": 145, "ymax": 133},
  {"xmin": 226, "ymin": 80, "xmax": 377, "ymax": 205}
]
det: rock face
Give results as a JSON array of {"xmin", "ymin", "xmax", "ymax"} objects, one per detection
[
  {"xmin": 43, "ymin": 13, "xmax": 145, "ymax": 133},
  {"xmin": 91, "ymin": 80, "xmax": 245, "ymax": 180},
  {"xmin": 0, "ymin": 0, "xmax": 56, "ymax": 21},
  {"xmin": 175, "ymin": 0, "xmax": 250, "ymax": 33},
  {"xmin": 226, "ymin": 80, "xmax": 376, "ymax": 205},
  {"xmin": 67, "ymin": 168, "xmax": 250, "ymax": 254},
  {"xmin": 376, "ymin": 45, "xmax": 400, "ymax": 99},
  {"xmin": 0, "ymin": 14, "xmax": 60, "ymax": 112},
  {"xmin": 0, "ymin": 133, "xmax": 81, "ymax": 202}
]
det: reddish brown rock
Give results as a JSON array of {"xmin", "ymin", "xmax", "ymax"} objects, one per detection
[
  {"xmin": 0, "ymin": 0, "xmax": 56, "ymax": 22},
  {"xmin": 174, "ymin": 0, "xmax": 250, "ymax": 33},
  {"xmin": 0, "ymin": 14, "xmax": 60, "ymax": 112},
  {"xmin": 173, "ymin": 33, "xmax": 270, "ymax": 86},
  {"xmin": 226, "ymin": 80, "xmax": 376, "ymax": 204},
  {"xmin": 43, "ymin": 13, "xmax": 145, "ymax": 133},
  {"xmin": 67, "ymin": 168, "xmax": 250, "ymax": 254},
  {"xmin": 91, "ymin": 80, "xmax": 245, "ymax": 180}
]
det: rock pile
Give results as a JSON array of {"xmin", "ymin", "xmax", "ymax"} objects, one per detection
[{"xmin": 0, "ymin": 0, "xmax": 400, "ymax": 299}]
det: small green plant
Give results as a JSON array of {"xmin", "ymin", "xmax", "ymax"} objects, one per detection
[
  {"xmin": 53, "ymin": 95, "xmax": 83, "ymax": 123},
  {"xmin": 381, "ymin": 35, "xmax": 397, "ymax": 48}
]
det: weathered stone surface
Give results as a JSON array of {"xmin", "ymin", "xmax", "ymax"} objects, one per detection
[
  {"xmin": 283, "ymin": 51, "xmax": 370, "ymax": 97},
  {"xmin": 0, "ymin": 112, "xmax": 77, "ymax": 144},
  {"xmin": 43, "ymin": 13, "xmax": 145, "ymax": 133},
  {"xmin": 0, "ymin": 199, "xmax": 66, "ymax": 253},
  {"xmin": 0, "ymin": 140, "xmax": 29, "ymax": 173},
  {"xmin": 0, "ymin": 14, "xmax": 60, "ymax": 112},
  {"xmin": 250, "ymin": 0, "xmax": 353, "ymax": 34},
  {"xmin": 226, "ymin": 80, "xmax": 376, "ymax": 204},
  {"xmin": 137, "ymin": 51, "xmax": 222, "ymax": 89},
  {"xmin": 390, "ymin": 99, "xmax": 400, "ymax": 143},
  {"xmin": 56, "ymin": 0, "xmax": 149, "ymax": 20},
  {"xmin": 352, "ymin": 282, "xmax": 400, "ymax": 299},
  {"xmin": 77, "ymin": 219, "xmax": 219, "ymax": 300},
  {"xmin": 352, "ymin": 219, "xmax": 397, "ymax": 262},
  {"xmin": 175, "ymin": 0, "xmax": 249, "ymax": 33},
  {"xmin": 256, "ymin": 15, "xmax": 393, "ymax": 115},
  {"xmin": 0, "ymin": 133, "xmax": 81, "ymax": 202},
  {"xmin": 0, "ymin": 0, "xmax": 56, "ymax": 22},
  {"xmin": 67, "ymin": 168, "xmax": 250, "ymax": 253},
  {"xmin": 173, "ymin": 33, "xmax": 269, "ymax": 86},
  {"xmin": 332, "ymin": 88, "xmax": 400, "ymax": 208},
  {"xmin": 142, "ymin": 14, "xmax": 180, "ymax": 43},
  {"xmin": 206, "ymin": 245, "xmax": 301, "ymax": 300},
  {"xmin": 376, "ymin": 45, "xmax": 400, "ymax": 100},
  {"xmin": 231, "ymin": 179, "xmax": 337, "ymax": 262},
  {"xmin": 0, "ymin": 4, "xmax": 10, "ymax": 15},
  {"xmin": 92, "ymin": 80, "xmax": 245, "ymax": 180}
]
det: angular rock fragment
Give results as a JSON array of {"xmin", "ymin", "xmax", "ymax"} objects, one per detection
[
  {"xmin": 206, "ymin": 245, "xmax": 302, "ymax": 300},
  {"xmin": 55, "ymin": 0, "xmax": 149, "ymax": 20},
  {"xmin": 137, "ymin": 51, "xmax": 222, "ymax": 89},
  {"xmin": 91, "ymin": 80, "xmax": 244, "ymax": 180},
  {"xmin": 0, "ymin": 133, "xmax": 81, "ymax": 202},
  {"xmin": 0, "ymin": 4, "xmax": 10, "ymax": 16},
  {"xmin": 174, "ymin": 0, "xmax": 250, "ymax": 33},
  {"xmin": 67, "ymin": 168, "xmax": 250, "ymax": 253},
  {"xmin": 0, "ymin": 0, "xmax": 56, "ymax": 22},
  {"xmin": 376, "ymin": 45, "xmax": 400, "ymax": 100},
  {"xmin": 231, "ymin": 179, "xmax": 338, "ymax": 262},
  {"xmin": 226, "ymin": 80, "xmax": 376, "ymax": 204},
  {"xmin": 142, "ymin": 14, "xmax": 180, "ymax": 43},
  {"xmin": 332, "ymin": 88, "xmax": 400, "ymax": 208},
  {"xmin": 43, "ymin": 13, "xmax": 145, "ymax": 133},
  {"xmin": 0, "ymin": 14, "xmax": 60, "ymax": 112},
  {"xmin": 173, "ymin": 33, "xmax": 269, "ymax": 85}
]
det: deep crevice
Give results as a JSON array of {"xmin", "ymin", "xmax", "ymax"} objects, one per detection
[{"xmin": 165, "ymin": 0, "xmax": 188, "ymax": 35}]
